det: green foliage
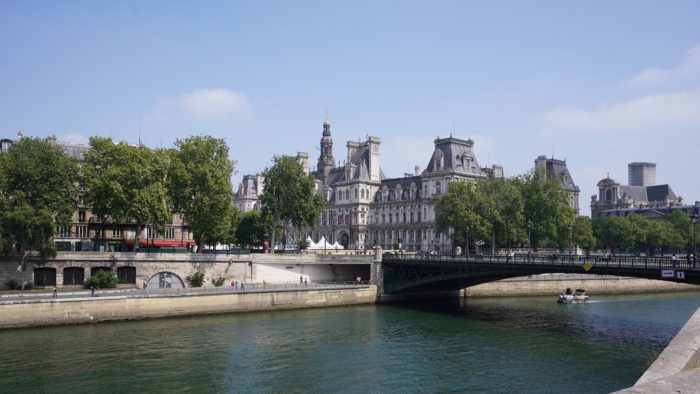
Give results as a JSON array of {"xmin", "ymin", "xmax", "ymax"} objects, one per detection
[
  {"xmin": 168, "ymin": 136, "xmax": 237, "ymax": 251},
  {"xmin": 572, "ymin": 215, "xmax": 596, "ymax": 251},
  {"xmin": 186, "ymin": 272, "xmax": 205, "ymax": 287},
  {"xmin": 436, "ymin": 181, "xmax": 492, "ymax": 251},
  {"xmin": 212, "ymin": 276, "xmax": 226, "ymax": 287},
  {"xmin": 0, "ymin": 138, "xmax": 78, "ymax": 227},
  {"xmin": 593, "ymin": 213, "xmax": 692, "ymax": 255},
  {"xmin": 83, "ymin": 137, "xmax": 170, "ymax": 249},
  {"xmin": 261, "ymin": 156, "xmax": 323, "ymax": 252},
  {"xmin": 85, "ymin": 270, "xmax": 117, "ymax": 289},
  {"xmin": 235, "ymin": 210, "xmax": 270, "ymax": 247},
  {"xmin": 515, "ymin": 167, "xmax": 575, "ymax": 250}
]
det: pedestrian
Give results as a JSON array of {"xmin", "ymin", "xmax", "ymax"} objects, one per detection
[
  {"xmin": 304, "ymin": 277, "xmax": 308, "ymax": 286},
  {"xmin": 672, "ymin": 253, "xmax": 678, "ymax": 268},
  {"xmin": 300, "ymin": 275, "xmax": 303, "ymax": 284},
  {"xmin": 241, "ymin": 282, "xmax": 245, "ymax": 290},
  {"xmin": 52, "ymin": 287, "xmax": 58, "ymax": 298},
  {"xmin": 90, "ymin": 286, "xmax": 95, "ymax": 297}
]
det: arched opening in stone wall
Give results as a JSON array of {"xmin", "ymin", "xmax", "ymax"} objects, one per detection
[
  {"xmin": 34, "ymin": 267, "xmax": 56, "ymax": 288},
  {"xmin": 147, "ymin": 272, "xmax": 184, "ymax": 289},
  {"xmin": 63, "ymin": 267, "xmax": 85, "ymax": 286}
]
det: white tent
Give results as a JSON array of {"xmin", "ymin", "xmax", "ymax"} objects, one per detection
[{"xmin": 306, "ymin": 236, "xmax": 344, "ymax": 250}]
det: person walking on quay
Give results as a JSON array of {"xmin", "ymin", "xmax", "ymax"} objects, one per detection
[
  {"xmin": 90, "ymin": 286, "xmax": 95, "ymax": 297},
  {"xmin": 300, "ymin": 275, "xmax": 303, "ymax": 284},
  {"xmin": 52, "ymin": 287, "xmax": 58, "ymax": 298},
  {"xmin": 241, "ymin": 282, "xmax": 245, "ymax": 291},
  {"xmin": 304, "ymin": 277, "xmax": 308, "ymax": 286}
]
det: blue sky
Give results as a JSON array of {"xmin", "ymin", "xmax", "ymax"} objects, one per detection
[{"xmin": 2, "ymin": 1, "xmax": 700, "ymax": 216}]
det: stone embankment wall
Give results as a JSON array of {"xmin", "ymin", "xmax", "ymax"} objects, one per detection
[
  {"xmin": 0, "ymin": 286, "xmax": 377, "ymax": 329},
  {"xmin": 616, "ymin": 307, "xmax": 700, "ymax": 393},
  {"xmin": 465, "ymin": 275, "xmax": 699, "ymax": 297}
]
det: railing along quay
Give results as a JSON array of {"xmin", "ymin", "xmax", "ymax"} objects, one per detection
[{"xmin": 384, "ymin": 253, "xmax": 699, "ymax": 271}]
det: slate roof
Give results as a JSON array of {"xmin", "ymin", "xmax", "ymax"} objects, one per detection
[
  {"xmin": 545, "ymin": 159, "xmax": 578, "ymax": 190},
  {"xmin": 424, "ymin": 137, "xmax": 481, "ymax": 175}
]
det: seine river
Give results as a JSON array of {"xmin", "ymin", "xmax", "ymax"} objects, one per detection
[{"xmin": 2, "ymin": 291, "xmax": 700, "ymax": 393}]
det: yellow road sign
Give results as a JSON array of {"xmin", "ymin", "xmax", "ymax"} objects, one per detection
[{"xmin": 582, "ymin": 261, "xmax": 593, "ymax": 272}]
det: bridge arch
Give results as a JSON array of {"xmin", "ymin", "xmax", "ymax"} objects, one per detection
[{"xmin": 381, "ymin": 255, "xmax": 700, "ymax": 294}]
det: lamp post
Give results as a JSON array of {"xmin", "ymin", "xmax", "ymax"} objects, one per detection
[
  {"xmin": 527, "ymin": 220, "xmax": 533, "ymax": 254},
  {"xmin": 692, "ymin": 210, "xmax": 698, "ymax": 268}
]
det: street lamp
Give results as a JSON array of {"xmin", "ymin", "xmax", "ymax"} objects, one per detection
[
  {"xmin": 527, "ymin": 220, "xmax": 533, "ymax": 254},
  {"xmin": 692, "ymin": 210, "xmax": 698, "ymax": 268}
]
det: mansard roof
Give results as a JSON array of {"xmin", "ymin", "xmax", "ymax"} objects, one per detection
[
  {"xmin": 647, "ymin": 184, "xmax": 676, "ymax": 202},
  {"xmin": 618, "ymin": 185, "xmax": 648, "ymax": 201},
  {"xmin": 380, "ymin": 175, "xmax": 422, "ymax": 190},
  {"xmin": 424, "ymin": 136, "xmax": 481, "ymax": 175},
  {"xmin": 544, "ymin": 158, "xmax": 578, "ymax": 190}
]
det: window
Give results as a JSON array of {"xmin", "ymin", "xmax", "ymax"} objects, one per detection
[
  {"xmin": 95, "ymin": 229, "xmax": 103, "ymax": 238},
  {"xmin": 56, "ymin": 226, "xmax": 70, "ymax": 238},
  {"xmin": 78, "ymin": 210, "xmax": 86, "ymax": 223},
  {"xmin": 77, "ymin": 194, "xmax": 84, "ymax": 205},
  {"xmin": 147, "ymin": 227, "xmax": 159, "ymax": 239},
  {"xmin": 389, "ymin": 214, "xmax": 393, "ymax": 223},
  {"xmin": 112, "ymin": 227, "xmax": 122, "ymax": 239},
  {"xmin": 165, "ymin": 228, "xmax": 175, "ymax": 239},
  {"xmin": 77, "ymin": 225, "xmax": 88, "ymax": 238},
  {"xmin": 403, "ymin": 213, "xmax": 406, "ymax": 223},
  {"xmin": 410, "ymin": 212, "xmax": 414, "ymax": 223},
  {"xmin": 355, "ymin": 189, "xmax": 358, "ymax": 199}
]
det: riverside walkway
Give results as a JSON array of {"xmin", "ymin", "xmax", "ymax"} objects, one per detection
[{"xmin": 0, "ymin": 281, "xmax": 370, "ymax": 304}]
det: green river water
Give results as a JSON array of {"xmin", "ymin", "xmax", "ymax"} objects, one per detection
[{"xmin": 1, "ymin": 291, "xmax": 699, "ymax": 393}]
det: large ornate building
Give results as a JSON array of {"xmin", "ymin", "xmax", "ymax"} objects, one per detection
[
  {"xmin": 590, "ymin": 162, "xmax": 688, "ymax": 219},
  {"xmin": 235, "ymin": 120, "xmax": 504, "ymax": 252}
]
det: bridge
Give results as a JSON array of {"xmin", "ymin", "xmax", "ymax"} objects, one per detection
[{"xmin": 380, "ymin": 254, "xmax": 700, "ymax": 294}]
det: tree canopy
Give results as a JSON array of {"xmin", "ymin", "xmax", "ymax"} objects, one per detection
[
  {"xmin": 83, "ymin": 137, "xmax": 170, "ymax": 249},
  {"xmin": 0, "ymin": 138, "xmax": 78, "ymax": 288},
  {"xmin": 261, "ymin": 155, "xmax": 322, "ymax": 252},
  {"xmin": 168, "ymin": 136, "xmax": 237, "ymax": 251}
]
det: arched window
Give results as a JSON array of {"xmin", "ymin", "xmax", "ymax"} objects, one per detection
[{"xmin": 605, "ymin": 189, "xmax": 613, "ymax": 201}]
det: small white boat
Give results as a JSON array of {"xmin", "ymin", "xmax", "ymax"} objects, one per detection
[{"xmin": 557, "ymin": 288, "xmax": 589, "ymax": 304}]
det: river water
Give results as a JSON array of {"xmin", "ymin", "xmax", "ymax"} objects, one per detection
[{"xmin": 1, "ymin": 291, "xmax": 699, "ymax": 393}]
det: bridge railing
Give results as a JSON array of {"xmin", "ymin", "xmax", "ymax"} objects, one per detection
[{"xmin": 384, "ymin": 253, "xmax": 698, "ymax": 271}]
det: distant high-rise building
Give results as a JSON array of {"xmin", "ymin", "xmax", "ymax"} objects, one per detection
[{"xmin": 628, "ymin": 162, "xmax": 656, "ymax": 187}]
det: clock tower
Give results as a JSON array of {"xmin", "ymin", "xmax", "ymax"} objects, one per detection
[{"xmin": 317, "ymin": 119, "xmax": 335, "ymax": 181}]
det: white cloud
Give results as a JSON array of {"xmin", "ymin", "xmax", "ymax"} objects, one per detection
[
  {"xmin": 538, "ymin": 89, "xmax": 700, "ymax": 134},
  {"xmin": 627, "ymin": 44, "xmax": 700, "ymax": 86},
  {"xmin": 150, "ymin": 88, "xmax": 251, "ymax": 125},
  {"xmin": 179, "ymin": 89, "xmax": 250, "ymax": 120}
]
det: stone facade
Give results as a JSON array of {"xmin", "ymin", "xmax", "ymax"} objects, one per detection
[
  {"xmin": 590, "ymin": 163, "xmax": 688, "ymax": 219},
  {"xmin": 236, "ymin": 121, "xmax": 504, "ymax": 253}
]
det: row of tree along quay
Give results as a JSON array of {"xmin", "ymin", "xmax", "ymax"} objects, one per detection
[
  {"xmin": 435, "ymin": 167, "xmax": 695, "ymax": 257},
  {"xmin": 1, "ymin": 136, "xmax": 695, "ymax": 290},
  {"xmin": 0, "ymin": 136, "xmax": 321, "ymax": 290}
]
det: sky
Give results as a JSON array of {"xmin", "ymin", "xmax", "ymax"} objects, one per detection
[{"xmin": 1, "ymin": 0, "xmax": 699, "ymax": 216}]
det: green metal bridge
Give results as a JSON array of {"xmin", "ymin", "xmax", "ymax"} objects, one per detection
[{"xmin": 381, "ymin": 254, "xmax": 700, "ymax": 294}]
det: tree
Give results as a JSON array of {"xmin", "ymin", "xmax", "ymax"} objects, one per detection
[
  {"xmin": 168, "ymin": 136, "xmax": 237, "ymax": 251},
  {"xmin": 83, "ymin": 137, "xmax": 170, "ymax": 250},
  {"xmin": 476, "ymin": 178, "xmax": 524, "ymax": 251},
  {"xmin": 261, "ymin": 156, "xmax": 323, "ymax": 254},
  {"xmin": 0, "ymin": 138, "xmax": 77, "ymax": 289},
  {"xmin": 626, "ymin": 214, "xmax": 651, "ymax": 255},
  {"xmin": 665, "ymin": 210, "xmax": 691, "ymax": 251},
  {"xmin": 593, "ymin": 215, "xmax": 634, "ymax": 253},
  {"xmin": 572, "ymin": 215, "xmax": 596, "ymax": 253},
  {"xmin": 436, "ymin": 181, "xmax": 492, "ymax": 254},
  {"xmin": 515, "ymin": 167, "xmax": 575, "ymax": 251},
  {"xmin": 235, "ymin": 210, "xmax": 270, "ymax": 248}
]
